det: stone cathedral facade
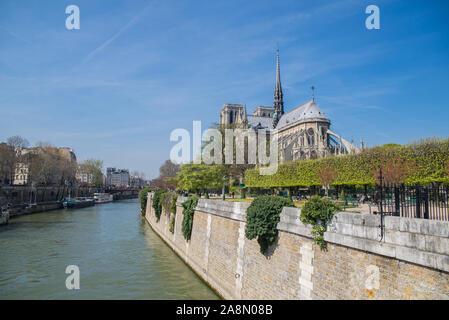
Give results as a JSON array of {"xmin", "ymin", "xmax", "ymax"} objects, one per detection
[{"xmin": 219, "ymin": 50, "xmax": 363, "ymax": 161}]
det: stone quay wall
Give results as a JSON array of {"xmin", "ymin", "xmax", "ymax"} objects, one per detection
[
  {"xmin": 145, "ymin": 195, "xmax": 449, "ymax": 300},
  {"xmin": 0, "ymin": 185, "xmax": 97, "ymax": 206}
]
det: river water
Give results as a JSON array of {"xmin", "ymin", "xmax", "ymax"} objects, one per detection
[{"xmin": 0, "ymin": 199, "xmax": 219, "ymax": 299}]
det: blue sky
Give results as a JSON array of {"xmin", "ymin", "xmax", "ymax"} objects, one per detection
[{"xmin": 1, "ymin": 0, "xmax": 448, "ymax": 178}]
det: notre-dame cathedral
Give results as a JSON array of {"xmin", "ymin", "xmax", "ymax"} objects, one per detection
[{"xmin": 219, "ymin": 50, "xmax": 364, "ymax": 161}]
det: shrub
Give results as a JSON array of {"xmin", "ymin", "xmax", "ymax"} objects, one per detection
[
  {"xmin": 138, "ymin": 187, "xmax": 152, "ymax": 216},
  {"xmin": 181, "ymin": 196, "xmax": 199, "ymax": 241},
  {"xmin": 300, "ymin": 196, "xmax": 340, "ymax": 249},
  {"xmin": 245, "ymin": 195, "xmax": 295, "ymax": 254},
  {"xmin": 152, "ymin": 188, "xmax": 168, "ymax": 221}
]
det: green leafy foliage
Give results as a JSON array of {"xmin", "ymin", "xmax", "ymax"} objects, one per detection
[
  {"xmin": 245, "ymin": 138, "xmax": 449, "ymax": 187},
  {"xmin": 181, "ymin": 196, "xmax": 199, "ymax": 241},
  {"xmin": 170, "ymin": 194, "xmax": 178, "ymax": 214},
  {"xmin": 169, "ymin": 217, "xmax": 175, "ymax": 234},
  {"xmin": 176, "ymin": 163, "xmax": 226, "ymax": 193},
  {"xmin": 152, "ymin": 188, "xmax": 168, "ymax": 222},
  {"xmin": 138, "ymin": 186, "xmax": 152, "ymax": 216},
  {"xmin": 300, "ymin": 196, "xmax": 340, "ymax": 249},
  {"xmin": 80, "ymin": 159, "xmax": 104, "ymax": 186},
  {"xmin": 245, "ymin": 196, "xmax": 295, "ymax": 254}
]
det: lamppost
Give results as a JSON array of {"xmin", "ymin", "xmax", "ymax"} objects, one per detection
[{"xmin": 222, "ymin": 175, "xmax": 226, "ymax": 201}]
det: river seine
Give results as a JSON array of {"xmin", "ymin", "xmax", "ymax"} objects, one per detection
[{"xmin": 0, "ymin": 199, "xmax": 219, "ymax": 299}]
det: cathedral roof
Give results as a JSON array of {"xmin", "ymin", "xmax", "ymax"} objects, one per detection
[
  {"xmin": 247, "ymin": 115, "xmax": 273, "ymax": 129},
  {"xmin": 276, "ymin": 99, "xmax": 329, "ymax": 129}
]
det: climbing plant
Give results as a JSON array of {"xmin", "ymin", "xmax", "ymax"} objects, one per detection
[
  {"xmin": 168, "ymin": 193, "xmax": 178, "ymax": 234},
  {"xmin": 170, "ymin": 194, "xmax": 178, "ymax": 214},
  {"xmin": 300, "ymin": 196, "xmax": 340, "ymax": 249},
  {"xmin": 169, "ymin": 217, "xmax": 175, "ymax": 234},
  {"xmin": 181, "ymin": 195, "xmax": 199, "ymax": 241},
  {"xmin": 152, "ymin": 188, "xmax": 168, "ymax": 222},
  {"xmin": 138, "ymin": 186, "xmax": 152, "ymax": 216},
  {"xmin": 245, "ymin": 195, "xmax": 295, "ymax": 254}
]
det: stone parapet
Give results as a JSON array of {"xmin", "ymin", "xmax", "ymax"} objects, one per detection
[{"xmin": 325, "ymin": 212, "xmax": 449, "ymax": 272}]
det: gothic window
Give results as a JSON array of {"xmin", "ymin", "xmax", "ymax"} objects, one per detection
[
  {"xmin": 307, "ymin": 135, "xmax": 315, "ymax": 146},
  {"xmin": 306, "ymin": 128, "xmax": 315, "ymax": 146}
]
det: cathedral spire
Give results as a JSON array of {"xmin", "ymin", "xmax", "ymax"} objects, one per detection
[
  {"xmin": 273, "ymin": 48, "xmax": 284, "ymax": 116},
  {"xmin": 243, "ymin": 104, "xmax": 247, "ymax": 124}
]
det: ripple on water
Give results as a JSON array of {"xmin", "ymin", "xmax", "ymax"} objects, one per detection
[{"xmin": 0, "ymin": 199, "xmax": 219, "ymax": 300}]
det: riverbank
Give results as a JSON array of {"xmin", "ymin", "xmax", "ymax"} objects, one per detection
[
  {"xmin": 3, "ymin": 195, "xmax": 139, "ymax": 221},
  {"xmin": 0, "ymin": 185, "xmax": 140, "ymax": 214},
  {"xmin": 8, "ymin": 201, "xmax": 63, "ymax": 218}
]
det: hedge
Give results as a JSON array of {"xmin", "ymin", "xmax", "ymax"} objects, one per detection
[{"xmin": 245, "ymin": 138, "xmax": 449, "ymax": 187}]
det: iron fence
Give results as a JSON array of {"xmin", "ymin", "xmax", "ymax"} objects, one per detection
[{"xmin": 371, "ymin": 182, "xmax": 449, "ymax": 221}]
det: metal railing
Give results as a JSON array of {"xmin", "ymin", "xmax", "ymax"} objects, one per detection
[{"xmin": 371, "ymin": 182, "xmax": 449, "ymax": 221}]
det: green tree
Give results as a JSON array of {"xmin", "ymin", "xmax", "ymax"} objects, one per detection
[
  {"xmin": 80, "ymin": 159, "xmax": 104, "ymax": 186},
  {"xmin": 245, "ymin": 137, "xmax": 449, "ymax": 188},
  {"xmin": 176, "ymin": 163, "xmax": 225, "ymax": 195}
]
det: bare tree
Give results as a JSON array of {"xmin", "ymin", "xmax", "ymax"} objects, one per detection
[
  {"xmin": 28, "ymin": 142, "xmax": 77, "ymax": 186},
  {"xmin": 7, "ymin": 135, "xmax": 29, "ymax": 149},
  {"xmin": 317, "ymin": 165, "xmax": 338, "ymax": 197},
  {"xmin": 159, "ymin": 160, "xmax": 180, "ymax": 179},
  {"xmin": 151, "ymin": 176, "xmax": 168, "ymax": 189},
  {"xmin": 0, "ymin": 143, "xmax": 16, "ymax": 184},
  {"xmin": 375, "ymin": 158, "xmax": 416, "ymax": 185}
]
